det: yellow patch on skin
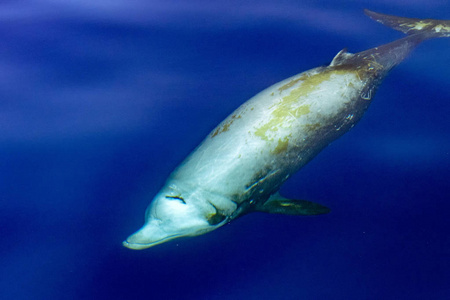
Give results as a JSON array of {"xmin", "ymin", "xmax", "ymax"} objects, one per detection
[
  {"xmin": 272, "ymin": 137, "xmax": 289, "ymax": 154},
  {"xmin": 253, "ymin": 102, "xmax": 310, "ymax": 141},
  {"xmin": 255, "ymin": 69, "xmax": 351, "ymax": 142},
  {"xmin": 278, "ymin": 74, "xmax": 308, "ymax": 92},
  {"xmin": 433, "ymin": 24, "xmax": 450, "ymax": 33},
  {"xmin": 400, "ymin": 20, "xmax": 434, "ymax": 31}
]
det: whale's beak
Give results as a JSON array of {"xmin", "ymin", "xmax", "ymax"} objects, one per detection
[
  {"xmin": 122, "ymin": 239, "xmax": 152, "ymax": 250},
  {"xmin": 123, "ymin": 223, "xmax": 181, "ymax": 250}
]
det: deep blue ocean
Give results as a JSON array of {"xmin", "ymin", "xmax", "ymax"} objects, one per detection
[{"xmin": 1, "ymin": 1, "xmax": 449, "ymax": 299}]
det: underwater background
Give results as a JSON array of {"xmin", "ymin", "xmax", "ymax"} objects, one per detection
[{"xmin": 1, "ymin": 1, "xmax": 449, "ymax": 299}]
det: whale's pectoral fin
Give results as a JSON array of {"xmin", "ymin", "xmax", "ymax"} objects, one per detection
[
  {"xmin": 257, "ymin": 193, "xmax": 330, "ymax": 216},
  {"xmin": 259, "ymin": 199, "xmax": 330, "ymax": 215}
]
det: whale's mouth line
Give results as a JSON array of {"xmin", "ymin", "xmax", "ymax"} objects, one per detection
[{"xmin": 123, "ymin": 234, "xmax": 183, "ymax": 249}]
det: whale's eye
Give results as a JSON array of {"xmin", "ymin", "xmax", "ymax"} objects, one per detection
[{"xmin": 165, "ymin": 195, "xmax": 186, "ymax": 204}]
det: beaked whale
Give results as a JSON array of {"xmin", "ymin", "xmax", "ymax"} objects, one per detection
[{"xmin": 123, "ymin": 10, "xmax": 450, "ymax": 249}]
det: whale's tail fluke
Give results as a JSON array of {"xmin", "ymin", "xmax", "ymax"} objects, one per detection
[{"xmin": 365, "ymin": 9, "xmax": 450, "ymax": 38}]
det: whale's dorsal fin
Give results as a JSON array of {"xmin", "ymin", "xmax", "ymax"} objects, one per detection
[
  {"xmin": 330, "ymin": 48, "xmax": 353, "ymax": 67},
  {"xmin": 256, "ymin": 193, "xmax": 330, "ymax": 215}
]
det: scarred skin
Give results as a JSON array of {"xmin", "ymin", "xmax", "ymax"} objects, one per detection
[{"xmin": 123, "ymin": 10, "xmax": 450, "ymax": 250}]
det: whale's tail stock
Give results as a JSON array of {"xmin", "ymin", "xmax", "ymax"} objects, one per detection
[
  {"xmin": 333, "ymin": 10, "xmax": 450, "ymax": 73},
  {"xmin": 365, "ymin": 9, "xmax": 450, "ymax": 38}
]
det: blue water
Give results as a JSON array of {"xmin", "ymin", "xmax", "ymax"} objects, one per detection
[{"xmin": 1, "ymin": 1, "xmax": 449, "ymax": 299}]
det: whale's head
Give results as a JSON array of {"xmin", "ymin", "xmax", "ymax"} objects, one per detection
[{"xmin": 123, "ymin": 185, "xmax": 228, "ymax": 250}]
